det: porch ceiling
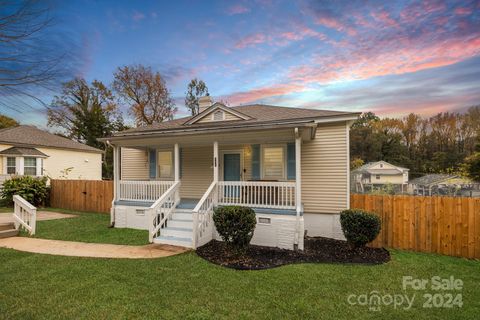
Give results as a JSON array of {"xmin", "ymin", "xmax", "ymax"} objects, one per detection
[{"xmin": 112, "ymin": 127, "xmax": 314, "ymax": 148}]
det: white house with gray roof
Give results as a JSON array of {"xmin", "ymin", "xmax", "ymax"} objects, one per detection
[
  {"xmin": 0, "ymin": 125, "xmax": 102, "ymax": 181},
  {"xmin": 100, "ymin": 96, "xmax": 360, "ymax": 250},
  {"xmin": 352, "ymin": 160, "xmax": 409, "ymax": 192}
]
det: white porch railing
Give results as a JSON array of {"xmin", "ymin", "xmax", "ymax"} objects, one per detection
[
  {"xmin": 148, "ymin": 181, "xmax": 181, "ymax": 242},
  {"xmin": 13, "ymin": 195, "xmax": 36, "ymax": 235},
  {"xmin": 192, "ymin": 181, "xmax": 217, "ymax": 249},
  {"xmin": 217, "ymin": 181, "xmax": 296, "ymax": 209},
  {"xmin": 119, "ymin": 180, "xmax": 174, "ymax": 202}
]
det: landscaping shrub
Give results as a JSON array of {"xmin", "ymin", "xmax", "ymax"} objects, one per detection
[
  {"xmin": 1, "ymin": 176, "xmax": 49, "ymax": 207},
  {"xmin": 213, "ymin": 206, "xmax": 256, "ymax": 254},
  {"xmin": 340, "ymin": 209, "xmax": 381, "ymax": 248}
]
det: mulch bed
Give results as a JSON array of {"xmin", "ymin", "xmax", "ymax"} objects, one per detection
[{"xmin": 196, "ymin": 237, "xmax": 390, "ymax": 270}]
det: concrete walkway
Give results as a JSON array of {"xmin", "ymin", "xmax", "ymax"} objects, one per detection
[
  {"xmin": 0, "ymin": 211, "xmax": 77, "ymax": 224},
  {"xmin": 0, "ymin": 237, "xmax": 189, "ymax": 259}
]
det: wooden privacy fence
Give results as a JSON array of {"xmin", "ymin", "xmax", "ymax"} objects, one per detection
[
  {"xmin": 351, "ymin": 194, "xmax": 480, "ymax": 259},
  {"xmin": 50, "ymin": 179, "xmax": 113, "ymax": 214}
]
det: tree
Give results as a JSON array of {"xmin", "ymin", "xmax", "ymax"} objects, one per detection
[
  {"xmin": 185, "ymin": 78, "xmax": 209, "ymax": 115},
  {"xmin": 0, "ymin": 0, "xmax": 78, "ymax": 109},
  {"xmin": 113, "ymin": 65, "xmax": 176, "ymax": 126},
  {"xmin": 0, "ymin": 114, "xmax": 19, "ymax": 129},
  {"xmin": 47, "ymin": 78, "xmax": 124, "ymax": 178}
]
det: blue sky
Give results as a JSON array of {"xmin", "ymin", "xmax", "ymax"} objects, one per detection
[{"xmin": 2, "ymin": 0, "xmax": 480, "ymax": 127}]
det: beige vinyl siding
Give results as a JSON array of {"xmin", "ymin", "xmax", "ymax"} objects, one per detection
[
  {"xmin": 120, "ymin": 148, "xmax": 149, "ymax": 180},
  {"xmin": 301, "ymin": 122, "xmax": 348, "ymax": 214},
  {"xmin": 371, "ymin": 174, "xmax": 404, "ymax": 184},
  {"xmin": 0, "ymin": 143, "xmax": 101, "ymax": 179},
  {"xmin": 196, "ymin": 110, "xmax": 242, "ymax": 123},
  {"xmin": 37, "ymin": 147, "xmax": 101, "ymax": 180},
  {"xmin": 180, "ymin": 146, "xmax": 213, "ymax": 198}
]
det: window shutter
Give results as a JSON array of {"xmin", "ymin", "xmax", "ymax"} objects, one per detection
[
  {"xmin": 287, "ymin": 143, "xmax": 296, "ymax": 180},
  {"xmin": 149, "ymin": 149, "xmax": 156, "ymax": 179},
  {"xmin": 251, "ymin": 144, "xmax": 260, "ymax": 180}
]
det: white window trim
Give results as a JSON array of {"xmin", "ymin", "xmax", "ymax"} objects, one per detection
[
  {"xmin": 156, "ymin": 149, "xmax": 174, "ymax": 180},
  {"xmin": 261, "ymin": 144, "xmax": 287, "ymax": 180},
  {"xmin": 5, "ymin": 156, "xmax": 16, "ymax": 175},
  {"xmin": 23, "ymin": 157, "xmax": 37, "ymax": 176}
]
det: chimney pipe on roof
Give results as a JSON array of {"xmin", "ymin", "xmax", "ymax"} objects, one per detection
[{"xmin": 198, "ymin": 95, "xmax": 213, "ymax": 114}]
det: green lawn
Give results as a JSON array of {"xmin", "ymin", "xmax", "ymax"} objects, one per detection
[
  {"xmin": 21, "ymin": 208, "xmax": 149, "ymax": 245},
  {"xmin": 0, "ymin": 208, "xmax": 479, "ymax": 319}
]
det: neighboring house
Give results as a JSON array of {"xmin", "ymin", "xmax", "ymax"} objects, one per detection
[
  {"xmin": 0, "ymin": 125, "xmax": 102, "ymax": 181},
  {"xmin": 352, "ymin": 161, "xmax": 409, "ymax": 192},
  {"xmin": 100, "ymin": 96, "xmax": 359, "ymax": 250},
  {"xmin": 408, "ymin": 174, "xmax": 478, "ymax": 196}
]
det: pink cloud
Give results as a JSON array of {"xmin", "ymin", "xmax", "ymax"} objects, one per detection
[
  {"xmin": 226, "ymin": 4, "xmax": 250, "ymax": 15},
  {"xmin": 223, "ymin": 84, "xmax": 306, "ymax": 105},
  {"xmin": 315, "ymin": 16, "xmax": 357, "ymax": 36},
  {"xmin": 370, "ymin": 10, "xmax": 398, "ymax": 28},
  {"xmin": 455, "ymin": 7, "xmax": 472, "ymax": 15},
  {"xmin": 235, "ymin": 33, "xmax": 268, "ymax": 49}
]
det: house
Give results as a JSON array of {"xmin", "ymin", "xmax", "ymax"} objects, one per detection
[
  {"xmin": 100, "ymin": 96, "xmax": 359, "ymax": 250},
  {"xmin": 408, "ymin": 174, "xmax": 478, "ymax": 196},
  {"xmin": 0, "ymin": 125, "xmax": 102, "ymax": 181},
  {"xmin": 352, "ymin": 161, "xmax": 409, "ymax": 192}
]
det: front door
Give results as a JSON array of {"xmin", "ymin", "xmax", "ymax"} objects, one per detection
[{"xmin": 223, "ymin": 153, "xmax": 241, "ymax": 198}]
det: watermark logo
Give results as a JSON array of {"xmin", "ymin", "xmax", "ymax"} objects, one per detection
[{"xmin": 347, "ymin": 276, "xmax": 463, "ymax": 312}]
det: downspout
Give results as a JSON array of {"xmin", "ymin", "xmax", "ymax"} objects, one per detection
[{"xmin": 106, "ymin": 140, "xmax": 116, "ymax": 227}]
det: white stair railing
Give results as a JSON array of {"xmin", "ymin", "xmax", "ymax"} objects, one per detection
[
  {"xmin": 218, "ymin": 181, "xmax": 296, "ymax": 209},
  {"xmin": 192, "ymin": 181, "xmax": 217, "ymax": 249},
  {"xmin": 13, "ymin": 195, "xmax": 36, "ymax": 235},
  {"xmin": 148, "ymin": 181, "xmax": 181, "ymax": 242}
]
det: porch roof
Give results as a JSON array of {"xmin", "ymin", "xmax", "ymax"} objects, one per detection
[{"xmin": 100, "ymin": 104, "xmax": 359, "ymax": 142}]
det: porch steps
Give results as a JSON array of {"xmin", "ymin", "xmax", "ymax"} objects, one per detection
[
  {"xmin": 0, "ymin": 223, "xmax": 18, "ymax": 238},
  {"xmin": 153, "ymin": 207, "xmax": 194, "ymax": 248}
]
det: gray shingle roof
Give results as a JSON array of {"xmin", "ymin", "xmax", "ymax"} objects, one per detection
[
  {"xmin": 408, "ymin": 174, "xmax": 459, "ymax": 186},
  {"xmin": 114, "ymin": 104, "xmax": 358, "ymax": 136},
  {"xmin": 0, "ymin": 126, "xmax": 102, "ymax": 153},
  {"xmin": 0, "ymin": 146, "xmax": 48, "ymax": 157}
]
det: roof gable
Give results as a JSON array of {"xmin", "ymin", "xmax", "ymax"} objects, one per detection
[{"xmin": 183, "ymin": 103, "xmax": 252, "ymax": 125}]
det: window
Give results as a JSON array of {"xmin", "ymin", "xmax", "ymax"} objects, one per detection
[
  {"xmin": 213, "ymin": 110, "xmax": 224, "ymax": 121},
  {"xmin": 157, "ymin": 151, "xmax": 173, "ymax": 179},
  {"xmin": 379, "ymin": 163, "xmax": 383, "ymax": 168},
  {"xmin": 376, "ymin": 175, "xmax": 381, "ymax": 180},
  {"xmin": 262, "ymin": 146, "xmax": 285, "ymax": 179},
  {"xmin": 6, "ymin": 157, "xmax": 16, "ymax": 174},
  {"xmin": 24, "ymin": 157, "xmax": 37, "ymax": 176}
]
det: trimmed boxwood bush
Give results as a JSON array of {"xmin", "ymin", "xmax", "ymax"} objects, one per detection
[
  {"xmin": 340, "ymin": 209, "xmax": 381, "ymax": 248},
  {"xmin": 1, "ymin": 176, "xmax": 49, "ymax": 207},
  {"xmin": 213, "ymin": 206, "xmax": 256, "ymax": 254}
]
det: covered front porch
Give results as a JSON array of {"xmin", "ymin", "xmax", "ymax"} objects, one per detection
[{"xmin": 110, "ymin": 126, "xmax": 313, "ymax": 249}]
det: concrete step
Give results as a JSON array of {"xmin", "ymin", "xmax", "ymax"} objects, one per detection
[
  {"xmin": 0, "ymin": 229, "xmax": 19, "ymax": 238},
  {"xmin": 168, "ymin": 219, "xmax": 193, "ymax": 229},
  {"xmin": 153, "ymin": 235, "xmax": 193, "ymax": 248},
  {"xmin": 162, "ymin": 226, "xmax": 193, "ymax": 238},
  {"xmin": 171, "ymin": 212, "xmax": 193, "ymax": 220},
  {"xmin": 0, "ymin": 222, "xmax": 15, "ymax": 231},
  {"xmin": 173, "ymin": 208, "xmax": 194, "ymax": 214}
]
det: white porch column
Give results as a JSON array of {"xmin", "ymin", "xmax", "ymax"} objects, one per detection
[
  {"xmin": 174, "ymin": 143, "xmax": 180, "ymax": 182},
  {"xmin": 295, "ymin": 130, "xmax": 302, "ymax": 215},
  {"xmin": 113, "ymin": 146, "xmax": 120, "ymax": 200},
  {"xmin": 213, "ymin": 141, "xmax": 219, "ymax": 182}
]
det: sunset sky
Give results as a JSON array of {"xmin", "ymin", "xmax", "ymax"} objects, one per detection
[{"xmin": 3, "ymin": 0, "xmax": 480, "ymax": 127}]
